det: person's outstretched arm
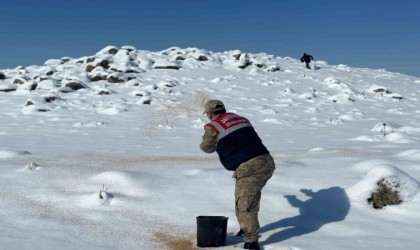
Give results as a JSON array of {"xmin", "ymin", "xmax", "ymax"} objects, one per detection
[{"xmin": 200, "ymin": 125, "xmax": 217, "ymax": 153}]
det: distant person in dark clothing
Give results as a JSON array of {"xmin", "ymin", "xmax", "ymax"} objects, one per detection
[{"xmin": 300, "ymin": 53, "xmax": 314, "ymax": 69}]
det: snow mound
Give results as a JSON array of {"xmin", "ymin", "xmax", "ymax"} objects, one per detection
[
  {"xmin": 91, "ymin": 171, "xmax": 148, "ymax": 197},
  {"xmin": 98, "ymin": 107, "xmax": 127, "ymax": 115},
  {"xmin": 323, "ymin": 77, "xmax": 341, "ymax": 84},
  {"xmin": 0, "ymin": 149, "xmax": 30, "ymax": 158},
  {"xmin": 0, "ymin": 83, "xmax": 17, "ymax": 92},
  {"xmin": 371, "ymin": 122, "xmax": 401, "ymax": 132},
  {"xmin": 327, "ymin": 94, "xmax": 355, "ymax": 104},
  {"xmin": 72, "ymin": 190, "xmax": 115, "ymax": 207},
  {"xmin": 338, "ymin": 114, "xmax": 356, "ymax": 121},
  {"xmin": 384, "ymin": 132, "xmax": 419, "ymax": 143},
  {"xmin": 36, "ymin": 79, "xmax": 60, "ymax": 90},
  {"xmin": 347, "ymin": 164, "xmax": 420, "ymax": 203},
  {"xmin": 353, "ymin": 159, "xmax": 393, "ymax": 172},
  {"xmin": 350, "ymin": 122, "xmax": 419, "ymax": 143}
]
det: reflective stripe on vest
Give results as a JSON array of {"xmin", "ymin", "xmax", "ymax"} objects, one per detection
[{"xmin": 208, "ymin": 113, "xmax": 252, "ymax": 140}]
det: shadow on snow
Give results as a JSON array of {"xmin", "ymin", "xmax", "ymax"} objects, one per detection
[{"xmin": 260, "ymin": 186, "xmax": 350, "ymax": 245}]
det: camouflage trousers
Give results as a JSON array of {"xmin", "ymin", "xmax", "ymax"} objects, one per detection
[{"xmin": 233, "ymin": 154, "xmax": 275, "ymax": 243}]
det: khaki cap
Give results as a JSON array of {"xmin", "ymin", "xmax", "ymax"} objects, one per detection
[{"xmin": 203, "ymin": 100, "xmax": 225, "ymax": 114}]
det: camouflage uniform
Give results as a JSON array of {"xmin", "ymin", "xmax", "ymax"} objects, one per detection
[
  {"xmin": 200, "ymin": 125, "xmax": 218, "ymax": 153},
  {"xmin": 200, "ymin": 125, "xmax": 275, "ymax": 243},
  {"xmin": 234, "ymin": 154, "xmax": 275, "ymax": 242}
]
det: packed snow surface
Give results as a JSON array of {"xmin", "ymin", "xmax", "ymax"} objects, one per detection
[{"xmin": 1, "ymin": 46, "xmax": 419, "ymax": 249}]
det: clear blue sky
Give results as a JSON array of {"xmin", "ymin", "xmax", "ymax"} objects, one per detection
[{"xmin": 1, "ymin": 0, "xmax": 419, "ymax": 76}]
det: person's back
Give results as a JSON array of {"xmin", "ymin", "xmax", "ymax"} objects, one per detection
[
  {"xmin": 301, "ymin": 53, "xmax": 313, "ymax": 63},
  {"xmin": 204, "ymin": 112, "xmax": 269, "ymax": 171}
]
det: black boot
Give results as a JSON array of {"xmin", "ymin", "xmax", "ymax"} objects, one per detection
[{"xmin": 244, "ymin": 242, "xmax": 260, "ymax": 250}]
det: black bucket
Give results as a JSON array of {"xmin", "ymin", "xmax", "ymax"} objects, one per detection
[{"xmin": 196, "ymin": 216, "xmax": 228, "ymax": 247}]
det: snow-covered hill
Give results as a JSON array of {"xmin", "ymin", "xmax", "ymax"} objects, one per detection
[{"xmin": 1, "ymin": 46, "xmax": 419, "ymax": 250}]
